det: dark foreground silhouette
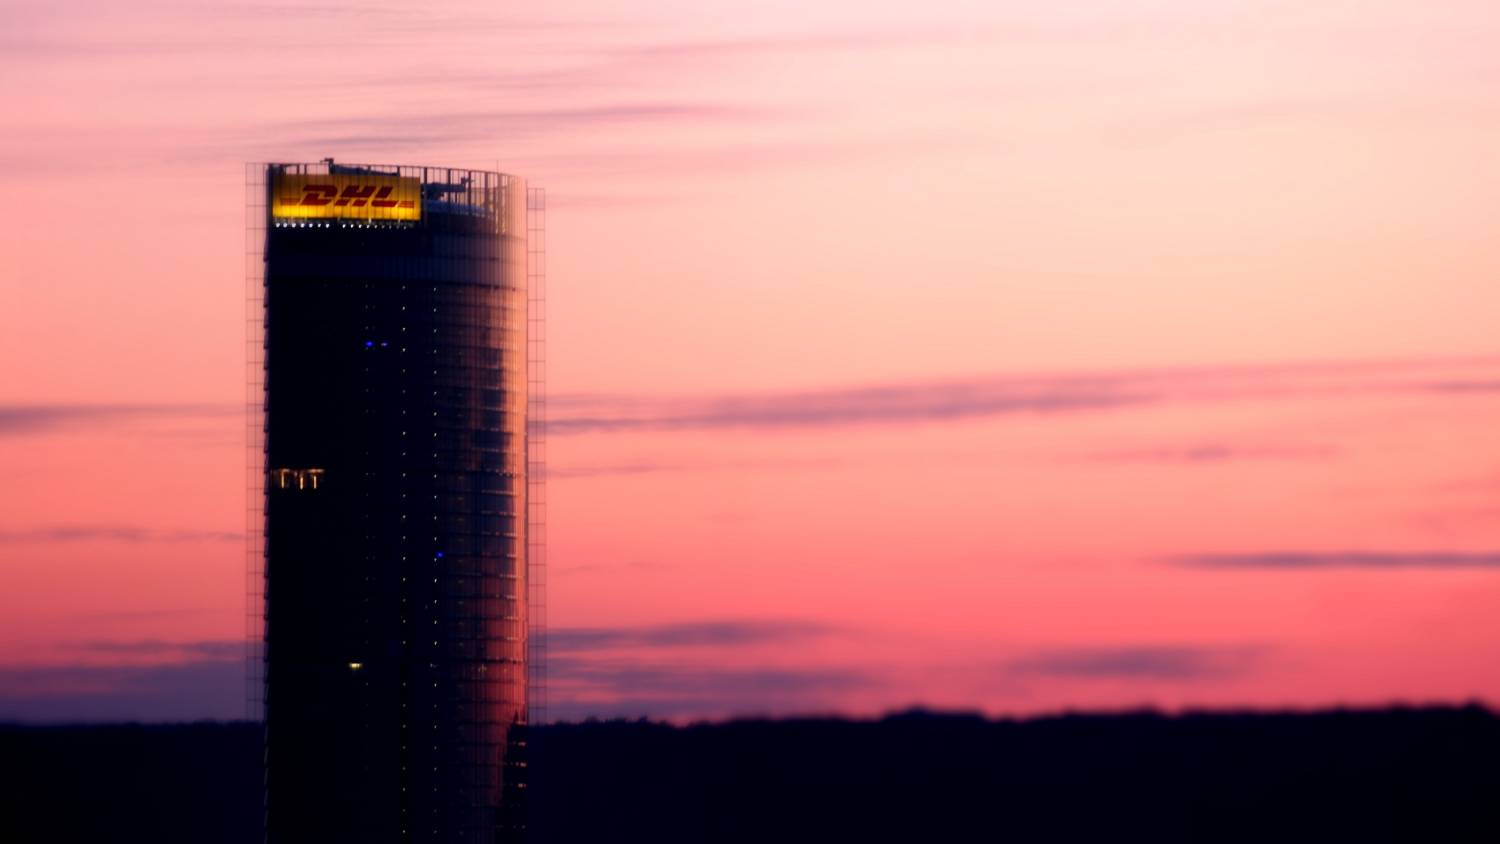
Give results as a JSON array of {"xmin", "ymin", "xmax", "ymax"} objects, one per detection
[{"xmin": 3, "ymin": 706, "xmax": 1498, "ymax": 842}]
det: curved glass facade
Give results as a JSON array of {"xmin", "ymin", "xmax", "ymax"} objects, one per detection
[{"xmin": 251, "ymin": 162, "xmax": 537, "ymax": 843}]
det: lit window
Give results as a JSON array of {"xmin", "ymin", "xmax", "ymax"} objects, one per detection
[{"xmin": 272, "ymin": 468, "xmax": 326, "ymax": 490}]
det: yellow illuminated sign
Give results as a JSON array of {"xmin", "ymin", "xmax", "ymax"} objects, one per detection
[{"xmin": 272, "ymin": 173, "xmax": 421, "ymax": 221}]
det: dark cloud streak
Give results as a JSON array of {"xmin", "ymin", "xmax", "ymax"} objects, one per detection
[
  {"xmin": 550, "ymin": 456, "xmax": 842, "ymax": 479},
  {"xmin": 282, "ymin": 102, "xmax": 776, "ymax": 150},
  {"xmin": 0, "ymin": 525, "xmax": 242, "ymax": 544},
  {"xmin": 0, "ymin": 658, "xmax": 243, "ymax": 724},
  {"xmin": 610, "ymin": 27, "xmax": 1001, "ymax": 61},
  {"xmin": 548, "ymin": 657, "xmax": 873, "ymax": 722},
  {"xmin": 550, "ymin": 620, "xmax": 835, "ymax": 653},
  {"xmin": 549, "ymin": 356, "xmax": 1500, "ymax": 436},
  {"xmin": 0, "ymin": 403, "xmax": 239, "ymax": 437},
  {"xmin": 552, "ymin": 382, "xmax": 1152, "ymax": 435},
  {"xmin": 75, "ymin": 640, "xmax": 245, "ymax": 660},
  {"xmin": 1172, "ymin": 552, "xmax": 1500, "ymax": 570},
  {"xmin": 1007, "ymin": 646, "xmax": 1263, "ymax": 681},
  {"xmin": 546, "ymin": 621, "xmax": 855, "ymax": 720},
  {"xmin": 1419, "ymin": 380, "xmax": 1500, "ymax": 394},
  {"xmin": 1079, "ymin": 443, "xmax": 1337, "ymax": 464}
]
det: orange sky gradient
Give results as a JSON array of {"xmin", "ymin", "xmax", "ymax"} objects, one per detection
[{"xmin": 2, "ymin": 0, "xmax": 1499, "ymax": 721}]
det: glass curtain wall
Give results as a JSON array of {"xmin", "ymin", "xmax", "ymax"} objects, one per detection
[{"xmin": 252, "ymin": 161, "xmax": 534, "ymax": 844}]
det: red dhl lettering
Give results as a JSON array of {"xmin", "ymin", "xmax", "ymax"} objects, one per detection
[
  {"xmin": 297, "ymin": 183, "xmax": 414, "ymax": 209},
  {"xmin": 272, "ymin": 174, "xmax": 421, "ymax": 219}
]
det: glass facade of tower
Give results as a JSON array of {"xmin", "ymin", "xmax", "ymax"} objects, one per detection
[{"xmin": 248, "ymin": 161, "xmax": 540, "ymax": 843}]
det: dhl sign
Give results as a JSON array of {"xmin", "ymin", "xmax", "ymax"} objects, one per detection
[{"xmin": 272, "ymin": 173, "xmax": 422, "ymax": 221}]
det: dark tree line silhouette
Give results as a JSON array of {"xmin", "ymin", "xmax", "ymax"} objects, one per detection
[{"xmin": 3, "ymin": 706, "xmax": 1497, "ymax": 842}]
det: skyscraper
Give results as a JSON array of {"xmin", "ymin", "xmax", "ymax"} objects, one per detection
[{"xmin": 246, "ymin": 161, "xmax": 545, "ymax": 843}]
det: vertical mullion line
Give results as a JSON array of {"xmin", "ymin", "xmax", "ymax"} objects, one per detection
[
  {"xmin": 244, "ymin": 162, "xmax": 269, "ymax": 844},
  {"xmin": 246, "ymin": 161, "xmax": 267, "ymax": 722},
  {"xmin": 525, "ymin": 186, "xmax": 547, "ymax": 726}
]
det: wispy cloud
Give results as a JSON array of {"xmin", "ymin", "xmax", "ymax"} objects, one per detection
[
  {"xmin": 1007, "ymin": 645, "xmax": 1263, "ymax": 681},
  {"xmin": 550, "ymin": 456, "xmax": 841, "ymax": 479},
  {"xmin": 76, "ymin": 608, "xmax": 218, "ymax": 622},
  {"xmin": 550, "ymin": 620, "xmax": 834, "ymax": 653},
  {"xmin": 549, "ymin": 356, "xmax": 1500, "ymax": 436},
  {"xmin": 73, "ymin": 640, "xmax": 245, "ymax": 660},
  {"xmin": 547, "ymin": 621, "xmax": 856, "ymax": 720},
  {"xmin": 549, "ymin": 658, "xmax": 873, "ymax": 722},
  {"xmin": 0, "ymin": 403, "xmax": 239, "ymax": 437},
  {"xmin": 280, "ymin": 102, "xmax": 774, "ymax": 150},
  {"xmin": 1171, "ymin": 552, "xmax": 1500, "ymax": 570},
  {"xmin": 609, "ymin": 27, "xmax": 1001, "ymax": 62},
  {"xmin": 505, "ymin": 133, "xmax": 998, "ymax": 183},
  {"xmin": 0, "ymin": 1, "xmax": 589, "ymax": 58},
  {"xmin": 553, "ymin": 559, "xmax": 676, "ymax": 576},
  {"xmin": 551, "ymin": 380, "xmax": 1150, "ymax": 435},
  {"xmin": 0, "ymin": 525, "xmax": 242, "ymax": 544},
  {"xmin": 0, "ymin": 640, "xmax": 249, "ymax": 722},
  {"xmin": 0, "ymin": 658, "xmax": 242, "ymax": 723},
  {"xmin": 1078, "ymin": 443, "xmax": 1337, "ymax": 464},
  {"xmin": 1418, "ymin": 380, "xmax": 1500, "ymax": 394}
]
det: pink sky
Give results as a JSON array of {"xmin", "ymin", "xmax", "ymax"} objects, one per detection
[{"xmin": 1, "ymin": 0, "xmax": 1498, "ymax": 721}]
